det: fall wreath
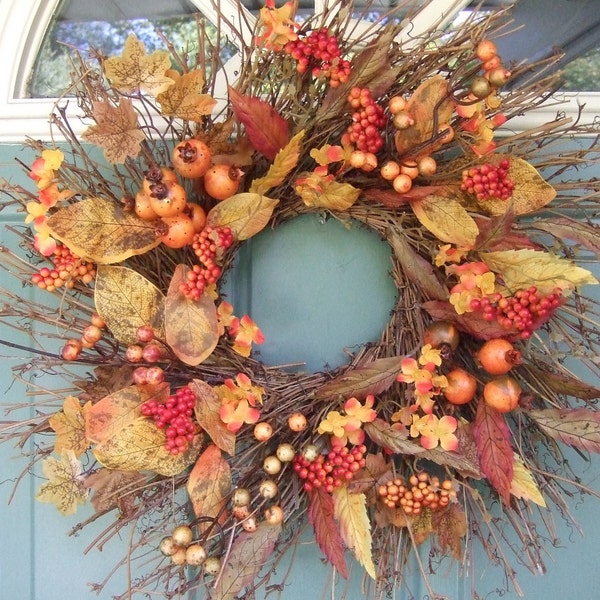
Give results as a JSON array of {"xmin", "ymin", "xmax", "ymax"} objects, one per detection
[{"xmin": 2, "ymin": 1, "xmax": 600, "ymax": 599}]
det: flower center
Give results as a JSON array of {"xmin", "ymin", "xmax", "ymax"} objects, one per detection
[{"xmin": 223, "ymin": 213, "xmax": 397, "ymax": 372}]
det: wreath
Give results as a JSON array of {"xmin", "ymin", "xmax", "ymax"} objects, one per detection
[{"xmin": 2, "ymin": 1, "xmax": 600, "ymax": 599}]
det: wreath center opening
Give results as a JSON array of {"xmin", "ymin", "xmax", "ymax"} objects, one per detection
[{"xmin": 223, "ymin": 213, "xmax": 397, "ymax": 373}]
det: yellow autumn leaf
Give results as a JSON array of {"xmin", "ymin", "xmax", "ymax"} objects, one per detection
[
  {"xmin": 48, "ymin": 396, "xmax": 92, "ymax": 457},
  {"xmin": 103, "ymin": 34, "xmax": 174, "ymax": 96},
  {"xmin": 165, "ymin": 265, "xmax": 219, "ymax": 366},
  {"xmin": 156, "ymin": 70, "xmax": 217, "ymax": 121},
  {"xmin": 93, "ymin": 417, "xmax": 202, "ymax": 476},
  {"xmin": 249, "ymin": 130, "xmax": 305, "ymax": 195},
  {"xmin": 36, "ymin": 449, "xmax": 88, "ymax": 515},
  {"xmin": 81, "ymin": 99, "xmax": 146, "ymax": 163},
  {"xmin": 332, "ymin": 486, "xmax": 376, "ymax": 579},
  {"xmin": 95, "ymin": 265, "xmax": 165, "ymax": 345},
  {"xmin": 295, "ymin": 173, "xmax": 360, "ymax": 211},
  {"xmin": 206, "ymin": 193, "xmax": 279, "ymax": 241},
  {"xmin": 410, "ymin": 190, "xmax": 479, "ymax": 247},
  {"xmin": 510, "ymin": 454, "xmax": 547, "ymax": 507},
  {"xmin": 46, "ymin": 197, "xmax": 161, "ymax": 264},
  {"xmin": 480, "ymin": 248, "xmax": 599, "ymax": 295}
]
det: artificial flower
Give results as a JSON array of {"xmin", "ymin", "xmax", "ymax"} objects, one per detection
[
  {"xmin": 255, "ymin": 0, "xmax": 299, "ymax": 50},
  {"xmin": 410, "ymin": 413, "xmax": 459, "ymax": 451}
]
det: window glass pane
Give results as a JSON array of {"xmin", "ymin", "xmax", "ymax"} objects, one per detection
[
  {"xmin": 29, "ymin": 0, "xmax": 238, "ymax": 98},
  {"xmin": 561, "ymin": 47, "xmax": 600, "ymax": 93}
]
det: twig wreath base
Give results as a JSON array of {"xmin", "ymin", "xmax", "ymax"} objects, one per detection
[{"xmin": 2, "ymin": 1, "xmax": 600, "ymax": 599}]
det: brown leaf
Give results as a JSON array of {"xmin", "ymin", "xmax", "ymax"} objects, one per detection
[
  {"xmin": 531, "ymin": 217, "xmax": 600, "ymax": 254},
  {"xmin": 229, "ymin": 86, "xmax": 289, "ymax": 160},
  {"xmin": 95, "ymin": 265, "xmax": 165, "ymax": 345},
  {"xmin": 394, "ymin": 75, "xmax": 455, "ymax": 156},
  {"xmin": 347, "ymin": 452, "xmax": 390, "ymax": 495},
  {"xmin": 206, "ymin": 193, "xmax": 279, "ymax": 241},
  {"xmin": 528, "ymin": 408, "xmax": 600, "ymax": 454},
  {"xmin": 308, "ymin": 487, "xmax": 349, "ymax": 578},
  {"xmin": 84, "ymin": 468, "xmax": 145, "ymax": 516},
  {"xmin": 103, "ymin": 34, "xmax": 174, "ymax": 96},
  {"xmin": 315, "ymin": 357, "xmax": 404, "ymax": 402},
  {"xmin": 156, "ymin": 70, "xmax": 216, "ymax": 121},
  {"xmin": 85, "ymin": 383, "xmax": 169, "ymax": 444},
  {"xmin": 74, "ymin": 365, "xmax": 135, "ymax": 402},
  {"xmin": 165, "ymin": 265, "xmax": 219, "ymax": 366},
  {"xmin": 46, "ymin": 197, "xmax": 161, "ymax": 264},
  {"xmin": 388, "ymin": 228, "xmax": 448, "ymax": 301},
  {"xmin": 361, "ymin": 187, "xmax": 411, "ymax": 208},
  {"xmin": 472, "ymin": 402, "xmax": 514, "ymax": 504},
  {"xmin": 364, "ymin": 419, "xmax": 426, "ymax": 455},
  {"xmin": 190, "ymin": 379, "xmax": 236, "ymax": 456},
  {"xmin": 419, "ymin": 446, "xmax": 482, "ymax": 479},
  {"xmin": 524, "ymin": 363, "xmax": 600, "ymax": 400},
  {"xmin": 82, "ymin": 99, "xmax": 146, "ymax": 163},
  {"xmin": 432, "ymin": 503, "xmax": 467, "ymax": 559},
  {"xmin": 214, "ymin": 521, "xmax": 281, "ymax": 600},
  {"xmin": 410, "ymin": 189, "xmax": 479, "ymax": 247},
  {"xmin": 187, "ymin": 444, "xmax": 231, "ymax": 527}
]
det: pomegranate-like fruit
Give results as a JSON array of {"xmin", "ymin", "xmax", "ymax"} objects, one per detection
[
  {"xmin": 443, "ymin": 367, "xmax": 477, "ymax": 405},
  {"xmin": 483, "ymin": 375, "xmax": 522, "ymax": 413},
  {"xmin": 477, "ymin": 338, "xmax": 522, "ymax": 375}
]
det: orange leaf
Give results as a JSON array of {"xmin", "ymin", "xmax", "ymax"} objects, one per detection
[
  {"xmin": 308, "ymin": 487, "xmax": 349, "ymax": 578},
  {"xmin": 187, "ymin": 444, "xmax": 231, "ymax": 527},
  {"xmin": 229, "ymin": 86, "xmax": 289, "ymax": 160},
  {"xmin": 472, "ymin": 402, "xmax": 514, "ymax": 504},
  {"xmin": 190, "ymin": 379, "xmax": 236, "ymax": 456},
  {"xmin": 81, "ymin": 99, "xmax": 146, "ymax": 164},
  {"xmin": 165, "ymin": 265, "xmax": 219, "ymax": 366}
]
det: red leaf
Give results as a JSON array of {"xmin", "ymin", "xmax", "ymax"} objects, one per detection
[
  {"xmin": 308, "ymin": 487, "xmax": 349, "ymax": 579},
  {"xmin": 472, "ymin": 402, "xmax": 514, "ymax": 504},
  {"xmin": 229, "ymin": 86, "xmax": 289, "ymax": 160}
]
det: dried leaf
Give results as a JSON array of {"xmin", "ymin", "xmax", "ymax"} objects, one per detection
[
  {"xmin": 214, "ymin": 521, "xmax": 281, "ymax": 600},
  {"xmin": 531, "ymin": 217, "xmax": 600, "ymax": 254},
  {"xmin": 524, "ymin": 364, "xmax": 600, "ymax": 400},
  {"xmin": 410, "ymin": 188, "xmax": 479, "ymax": 247},
  {"xmin": 529, "ymin": 407, "xmax": 600, "ymax": 454},
  {"xmin": 206, "ymin": 193, "xmax": 279, "ymax": 241},
  {"xmin": 315, "ymin": 357, "xmax": 404, "ymax": 402},
  {"xmin": 308, "ymin": 487, "xmax": 349, "ymax": 578},
  {"xmin": 364, "ymin": 419, "xmax": 426, "ymax": 456},
  {"xmin": 347, "ymin": 452, "xmax": 390, "ymax": 494},
  {"xmin": 228, "ymin": 86, "xmax": 289, "ymax": 160},
  {"xmin": 408, "ymin": 507, "xmax": 434, "ymax": 545},
  {"xmin": 190, "ymin": 379, "xmax": 236, "ymax": 456},
  {"xmin": 249, "ymin": 130, "xmax": 305, "ymax": 195},
  {"xmin": 36, "ymin": 450, "xmax": 88, "ymax": 515},
  {"xmin": 165, "ymin": 265, "xmax": 219, "ymax": 366},
  {"xmin": 95, "ymin": 265, "xmax": 165, "ymax": 345},
  {"xmin": 388, "ymin": 228, "xmax": 448, "ymax": 301},
  {"xmin": 46, "ymin": 197, "xmax": 161, "ymax": 264},
  {"xmin": 81, "ymin": 99, "xmax": 146, "ymax": 163},
  {"xmin": 103, "ymin": 34, "xmax": 174, "ymax": 95},
  {"xmin": 187, "ymin": 445, "xmax": 231, "ymax": 529},
  {"xmin": 74, "ymin": 365, "xmax": 134, "ymax": 402},
  {"xmin": 394, "ymin": 75, "xmax": 455, "ymax": 155},
  {"xmin": 472, "ymin": 402, "xmax": 514, "ymax": 504},
  {"xmin": 475, "ymin": 156, "xmax": 556, "ymax": 216},
  {"xmin": 419, "ymin": 446, "xmax": 482, "ymax": 479},
  {"xmin": 49, "ymin": 395, "xmax": 92, "ymax": 457},
  {"xmin": 481, "ymin": 248, "xmax": 598, "ymax": 295},
  {"xmin": 295, "ymin": 173, "xmax": 360, "ymax": 211},
  {"xmin": 156, "ymin": 70, "xmax": 216, "ymax": 121},
  {"xmin": 432, "ymin": 503, "xmax": 468, "ymax": 559},
  {"xmin": 93, "ymin": 417, "xmax": 202, "ymax": 476},
  {"xmin": 332, "ymin": 487, "xmax": 376, "ymax": 579},
  {"xmin": 85, "ymin": 383, "xmax": 169, "ymax": 444},
  {"xmin": 84, "ymin": 468, "xmax": 145, "ymax": 515},
  {"xmin": 510, "ymin": 454, "xmax": 546, "ymax": 507}
]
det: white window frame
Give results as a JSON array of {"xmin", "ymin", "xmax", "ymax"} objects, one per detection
[{"xmin": 1, "ymin": 0, "xmax": 598, "ymax": 143}]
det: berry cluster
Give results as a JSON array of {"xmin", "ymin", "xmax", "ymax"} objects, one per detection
[
  {"xmin": 346, "ymin": 87, "xmax": 386, "ymax": 154},
  {"xmin": 460, "ymin": 159, "xmax": 514, "ymax": 201},
  {"xmin": 31, "ymin": 243, "xmax": 96, "ymax": 291},
  {"xmin": 181, "ymin": 226, "xmax": 233, "ymax": 300},
  {"xmin": 470, "ymin": 285, "xmax": 563, "ymax": 339},
  {"xmin": 141, "ymin": 385, "xmax": 198, "ymax": 454},
  {"xmin": 284, "ymin": 28, "xmax": 351, "ymax": 87},
  {"xmin": 293, "ymin": 444, "xmax": 367, "ymax": 493},
  {"xmin": 377, "ymin": 472, "xmax": 456, "ymax": 515}
]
